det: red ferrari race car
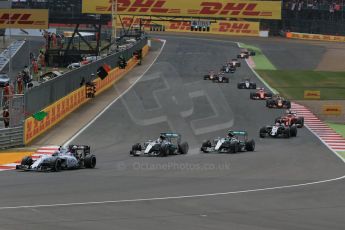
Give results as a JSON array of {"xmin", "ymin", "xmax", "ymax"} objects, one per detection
[
  {"xmin": 250, "ymin": 88, "xmax": 273, "ymax": 100},
  {"xmin": 266, "ymin": 95, "xmax": 291, "ymax": 109},
  {"xmin": 275, "ymin": 110, "xmax": 304, "ymax": 128}
]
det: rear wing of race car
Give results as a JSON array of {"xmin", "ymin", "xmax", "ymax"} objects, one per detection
[
  {"xmin": 160, "ymin": 133, "xmax": 180, "ymax": 138},
  {"xmin": 232, "ymin": 131, "xmax": 248, "ymax": 136}
]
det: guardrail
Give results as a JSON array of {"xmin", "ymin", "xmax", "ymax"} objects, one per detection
[
  {"xmin": 0, "ymin": 40, "xmax": 25, "ymax": 72},
  {"xmin": 0, "ymin": 127, "xmax": 24, "ymax": 149}
]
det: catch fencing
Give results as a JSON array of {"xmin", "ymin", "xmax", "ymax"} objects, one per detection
[{"xmin": 24, "ymin": 37, "xmax": 147, "ymax": 115}]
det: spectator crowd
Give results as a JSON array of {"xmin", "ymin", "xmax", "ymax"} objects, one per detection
[{"xmin": 283, "ymin": 0, "xmax": 345, "ymax": 21}]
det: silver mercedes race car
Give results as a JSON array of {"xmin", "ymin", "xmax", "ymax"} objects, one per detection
[
  {"xmin": 130, "ymin": 133, "xmax": 189, "ymax": 157},
  {"xmin": 16, "ymin": 145, "xmax": 96, "ymax": 172},
  {"xmin": 237, "ymin": 79, "xmax": 256, "ymax": 89},
  {"xmin": 201, "ymin": 131, "xmax": 255, "ymax": 153}
]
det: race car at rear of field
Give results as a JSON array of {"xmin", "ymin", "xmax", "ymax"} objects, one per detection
[
  {"xmin": 212, "ymin": 73, "xmax": 229, "ymax": 83},
  {"xmin": 237, "ymin": 50, "xmax": 256, "ymax": 59},
  {"xmin": 16, "ymin": 145, "xmax": 96, "ymax": 172},
  {"xmin": 204, "ymin": 71, "xmax": 217, "ymax": 80},
  {"xmin": 266, "ymin": 95, "xmax": 291, "ymax": 109},
  {"xmin": 221, "ymin": 63, "xmax": 236, "ymax": 73},
  {"xmin": 275, "ymin": 110, "xmax": 304, "ymax": 128},
  {"xmin": 200, "ymin": 131, "xmax": 255, "ymax": 153},
  {"xmin": 238, "ymin": 79, "xmax": 256, "ymax": 89},
  {"xmin": 259, "ymin": 123, "xmax": 297, "ymax": 138},
  {"xmin": 130, "ymin": 133, "xmax": 189, "ymax": 157},
  {"xmin": 250, "ymin": 88, "xmax": 272, "ymax": 100}
]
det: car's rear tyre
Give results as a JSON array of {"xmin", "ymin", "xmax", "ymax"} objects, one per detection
[
  {"xmin": 53, "ymin": 159, "xmax": 62, "ymax": 172},
  {"xmin": 132, "ymin": 143, "xmax": 141, "ymax": 151},
  {"xmin": 159, "ymin": 145, "xmax": 168, "ymax": 157},
  {"xmin": 250, "ymin": 92, "xmax": 255, "ymax": 99},
  {"xmin": 178, "ymin": 142, "xmax": 189, "ymax": 154},
  {"xmin": 266, "ymin": 93, "xmax": 273, "ymax": 98},
  {"xmin": 284, "ymin": 128, "xmax": 291, "ymax": 138},
  {"xmin": 297, "ymin": 117, "xmax": 304, "ymax": 128},
  {"xmin": 21, "ymin": 156, "xmax": 33, "ymax": 166},
  {"xmin": 230, "ymin": 143, "xmax": 239, "ymax": 153},
  {"xmin": 237, "ymin": 83, "xmax": 241, "ymax": 89},
  {"xmin": 274, "ymin": 117, "xmax": 280, "ymax": 124},
  {"xmin": 85, "ymin": 154, "xmax": 97, "ymax": 168},
  {"xmin": 290, "ymin": 126, "xmax": 297, "ymax": 137},
  {"xmin": 201, "ymin": 140, "xmax": 211, "ymax": 152},
  {"xmin": 286, "ymin": 101, "xmax": 291, "ymax": 109},
  {"xmin": 245, "ymin": 139, "xmax": 255, "ymax": 151},
  {"xmin": 251, "ymin": 83, "xmax": 256, "ymax": 89},
  {"xmin": 259, "ymin": 127, "xmax": 266, "ymax": 138}
]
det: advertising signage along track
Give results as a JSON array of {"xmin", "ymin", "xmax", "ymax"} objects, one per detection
[
  {"xmin": 0, "ymin": 9, "xmax": 49, "ymax": 29},
  {"xmin": 82, "ymin": 0, "xmax": 282, "ymax": 20},
  {"xmin": 117, "ymin": 16, "xmax": 260, "ymax": 36}
]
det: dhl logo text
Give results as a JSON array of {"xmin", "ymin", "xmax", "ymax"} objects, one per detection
[
  {"xmin": 325, "ymin": 108, "xmax": 340, "ymax": 112},
  {"xmin": 217, "ymin": 22, "xmax": 254, "ymax": 33},
  {"xmin": 119, "ymin": 17, "xmax": 152, "ymax": 28},
  {"xmin": 199, "ymin": 2, "xmax": 262, "ymax": 16},
  {"xmin": 0, "ymin": 13, "xmax": 43, "ymax": 25},
  {"xmin": 168, "ymin": 22, "xmax": 191, "ymax": 30},
  {"xmin": 106, "ymin": 0, "xmax": 169, "ymax": 13}
]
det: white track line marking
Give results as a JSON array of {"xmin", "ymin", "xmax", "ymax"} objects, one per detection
[
  {"xmin": 0, "ymin": 174, "xmax": 344, "ymax": 210},
  {"xmin": 63, "ymin": 40, "xmax": 167, "ymax": 147}
]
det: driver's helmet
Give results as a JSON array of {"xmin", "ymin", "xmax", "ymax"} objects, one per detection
[
  {"xmin": 227, "ymin": 130, "xmax": 235, "ymax": 138},
  {"xmin": 52, "ymin": 151, "xmax": 59, "ymax": 157},
  {"xmin": 159, "ymin": 135, "xmax": 166, "ymax": 142},
  {"xmin": 275, "ymin": 122, "xmax": 281, "ymax": 126},
  {"xmin": 70, "ymin": 145, "xmax": 78, "ymax": 153}
]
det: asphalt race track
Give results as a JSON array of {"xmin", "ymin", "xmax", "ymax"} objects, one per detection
[{"xmin": 0, "ymin": 36, "xmax": 345, "ymax": 230}]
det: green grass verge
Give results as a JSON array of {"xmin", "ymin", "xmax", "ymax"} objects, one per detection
[
  {"xmin": 239, "ymin": 43, "xmax": 276, "ymax": 70},
  {"xmin": 337, "ymin": 152, "xmax": 345, "ymax": 160},
  {"xmin": 327, "ymin": 123, "xmax": 345, "ymax": 138},
  {"xmin": 256, "ymin": 70, "xmax": 345, "ymax": 100}
]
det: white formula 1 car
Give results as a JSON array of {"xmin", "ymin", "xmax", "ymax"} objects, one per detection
[{"xmin": 16, "ymin": 145, "xmax": 96, "ymax": 172}]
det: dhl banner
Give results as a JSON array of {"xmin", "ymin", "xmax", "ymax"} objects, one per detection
[
  {"xmin": 322, "ymin": 105, "xmax": 342, "ymax": 116},
  {"xmin": 24, "ymin": 87, "xmax": 87, "ymax": 144},
  {"xmin": 116, "ymin": 16, "xmax": 260, "ymax": 36},
  {"xmin": 24, "ymin": 45, "xmax": 150, "ymax": 144},
  {"xmin": 83, "ymin": 0, "xmax": 282, "ymax": 19},
  {"xmin": 286, "ymin": 32, "xmax": 345, "ymax": 43},
  {"xmin": 0, "ymin": 9, "xmax": 49, "ymax": 29},
  {"xmin": 304, "ymin": 90, "xmax": 321, "ymax": 100},
  {"xmin": 210, "ymin": 20, "xmax": 259, "ymax": 36}
]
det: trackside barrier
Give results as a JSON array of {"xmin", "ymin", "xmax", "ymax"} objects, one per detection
[
  {"xmin": 24, "ymin": 44, "xmax": 150, "ymax": 145},
  {"xmin": 25, "ymin": 38, "xmax": 148, "ymax": 114},
  {"xmin": 286, "ymin": 32, "xmax": 345, "ymax": 42},
  {"xmin": 117, "ymin": 17, "xmax": 260, "ymax": 37},
  {"xmin": 0, "ymin": 127, "xmax": 24, "ymax": 149}
]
